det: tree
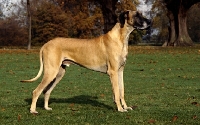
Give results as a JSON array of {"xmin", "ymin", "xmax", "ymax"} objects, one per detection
[
  {"xmin": 54, "ymin": 0, "xmax": 138, "ymax": 35},
  {"xmin": 163, "ymin": 0, "xmax": 200, "ymax": 46},
  {"xmin": 187, "ymin": 3, "xmax": 200, "ymax": 43},
  {"xmin": 49, "ymin": 0, "xmax": 104, "ymax": 38},
  {"xmin": 96, "ymin": 0, "xmax": 118, "ymax": 33},
  {"xmin": 56, "ymin": 0, "xmax": 119, "ymax": 34},
  {"xmin": 98, "ymin": 0, "xmax": 137, "ymax": 33},
  {"xmin": 151, "ymin": 0, "xmax": 169, "ymax": 44},
  {"xmin": 0, "ymin": 1, "xmax": 28, "ymax": 46},
  {"xmin": 31, "ymin": 1, "xmax": 69, "ymax": 45},
  {"xmin": 0, "ymin": 3, "xmax": 4, "ymax": 19},
  {"xmin": 0, "ymin": 16, "xmax": 28, "ymax": 46},
  {"xmin": 27, "ymin": 0, "xmax": 31, "ymax": 49}
]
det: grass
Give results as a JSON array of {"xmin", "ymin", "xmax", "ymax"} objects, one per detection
[{"xmin": 0, "ymin": 46, "xmax": 200, "ymax": 124}]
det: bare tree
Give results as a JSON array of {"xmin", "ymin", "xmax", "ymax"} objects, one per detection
[{"xmin": 27, "ymin": 0, "xmax": 31, "ymax": 49}]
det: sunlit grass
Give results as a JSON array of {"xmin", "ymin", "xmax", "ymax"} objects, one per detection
[{"xmin": 0, "ymin": 46, "xmax": 200, "ymax": 124}]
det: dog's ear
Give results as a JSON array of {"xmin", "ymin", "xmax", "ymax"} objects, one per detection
[{"xmin": 119, "ymin": 11, "xmax": 129, "ymax": 28}]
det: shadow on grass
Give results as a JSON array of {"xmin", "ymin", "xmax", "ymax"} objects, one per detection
[{"xmin": 25, "ymin": 95, "xmax": 114, "ymax": 111}]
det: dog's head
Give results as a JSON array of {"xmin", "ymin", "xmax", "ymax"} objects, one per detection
[{"xmin": 119, "ymin": 10, "xmax": 151, "ymax": 29}]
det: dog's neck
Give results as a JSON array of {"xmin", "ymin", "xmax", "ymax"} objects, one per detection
[{"xmin": 108, "ymin": 23, "xmax": 134, "ymax": 46}]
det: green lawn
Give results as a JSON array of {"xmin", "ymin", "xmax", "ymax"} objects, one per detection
[{"xmin": 0, "ymin": 46, "xmax": 200, "ymax": 124}]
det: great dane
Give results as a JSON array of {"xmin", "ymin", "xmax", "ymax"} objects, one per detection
[{"xmin": 21, "ymin": 10, "xmax": 151, "ymax": 114}]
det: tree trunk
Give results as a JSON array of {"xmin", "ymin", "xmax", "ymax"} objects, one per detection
[
  {"xmin": 175, "ymin": 4, "xmax": 193, "ymax": 46},
  {"xmin": 98, "ymin": 0, "xmax": 118, "ymax": 33},
  {"xmin": 165, "ymin": 3, "xmax": 193, "ymax": 46},
  {"xmin": 164, "ymin": 0, "xmax": 194, "ymax": 47},
  {"xmin": 163, "ymin": 11, "xmax": 177, "ymax": 46},
  {"xmin": 27, "ymin": 16, "xmax": 31, "ymax": 50},
  {"xmin": 27, "ymin": 0, "xmax": 31, "ymax": 50}
]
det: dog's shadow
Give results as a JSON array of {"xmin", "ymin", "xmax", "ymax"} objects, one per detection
[{"xmin": 25, "ymin": 95, "xmax": 114, "ymax": 111}]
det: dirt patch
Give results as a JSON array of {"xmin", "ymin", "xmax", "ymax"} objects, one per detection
[{"xmin": 0, "ymin": 49, "xmax": 40, "ymax": 54}]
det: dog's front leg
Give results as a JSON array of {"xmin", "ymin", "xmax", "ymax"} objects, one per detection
[
  {"xmin": 108, "ymin": 70, "xmax": 126, "ymax": 112},
  {"xmin": 118, "ymin": 68, "xmax": 132, "ymax": 111}
]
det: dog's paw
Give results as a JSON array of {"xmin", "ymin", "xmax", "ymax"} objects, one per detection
[
  {"xmin": 118, "ymin": 108, "xmax": 128, "ymax": 112},
  {"xmin": 30, "ymin": 110, "xmax": 38, "ymax": 114},
  {"xmin": 124, "ymin": 106, "xmax": 133, "ymax": 110},
  {"xmin": 45, "ymin": 107, "xmax": 52, "ymax": 111}
]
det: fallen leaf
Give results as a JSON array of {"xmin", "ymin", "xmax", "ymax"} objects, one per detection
[
  {"xmin": 71, "ymin": 108, "xmax": 79, "ymax": 111},
  {"xmin": 18, "ymin": 115, "xmax": 21, "ymax": 121},
  {"xmin": 69, "ymin": 103, "xmax": 75, "ymax": 108},
  {"xmin": 196, "ymin": 103, "xmax": 200, "ymax": 106},
  {"xmin": 192, "ymin": 115, "xmax": 197, "ymax": 120},
  {"xmin": 191, "ymin": 102, "xmax": 198, "ymax": 105},
  {"xmin": 100, "ymin": 94, "xmax": 105, "ymax": 98},
  {"xmin": 172, "ymin": 115, "xmax": 178, "ymax": 122},
  {"xmin": 148, "ymin": 119, "xmax": 156, "ymax": 124},
  {"xmin": 126, "ymin": 115, "xmax": 131, "ymax": 119}
]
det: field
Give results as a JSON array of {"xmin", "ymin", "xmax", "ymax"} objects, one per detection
[{"xmin": 0, "ymin": 46, "xmax": 200, "ymax": 124}]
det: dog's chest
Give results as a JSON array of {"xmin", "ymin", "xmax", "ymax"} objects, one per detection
[{"xmin": 119, "ymin": 46, "xmax": 128, "ymax": 67}]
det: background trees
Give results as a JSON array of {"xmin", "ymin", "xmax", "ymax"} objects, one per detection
[
  {"xmin": 165, "ymin": 0, "xmax": 200, "ymax": 46},
  {"xmin": 31, "ymin": 1, "xmax": 69, "ymax": 45},
  {"xmin": 54, "ymin": 0, "xmax": 104, "ymax": 38},
  {"xmin": 31, "ymin": 0, "xmax": 138, "ymax": 46},
  {"xmin": 27, "ymin": 0, "xmax": 31, "ymax": 49},
  {"xmin": 0, "ymin": 1, "xmax": 28, "ymax": 46},
  {"xmin": 187, "ymin": 3, "xmax": 200, "ymax": 43},
  {"xmin": 0, "ymin": 0, "xmax": 199, "ymax": 47},
  {"xmin": 0, "ymin": 16, "xmax": 28, "ymax": 46},
  {"xmin": 151, "ymin": 0, "xmax": 200, "ymax": 46}
]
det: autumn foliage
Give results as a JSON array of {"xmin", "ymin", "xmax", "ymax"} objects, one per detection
[
  {"xmin": 0, "ymin": 16, "xmax": 28, "ymax": 46},
  {"xmin": 0, "ymin": 0, "xmax": 199, "ymax": 47},
  {"xmin": 32, "ymin": 1, "xmax": 69, "ymax": 45}
]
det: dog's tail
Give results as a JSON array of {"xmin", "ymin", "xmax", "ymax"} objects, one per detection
[{"xmin": 20, "ymin": 47, "xmax": 44, "ymax": 83}]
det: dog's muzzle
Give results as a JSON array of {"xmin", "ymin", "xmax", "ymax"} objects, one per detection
[{"xmin": 134, "ymin": 19, "xmax": 152, "ymax": 30}]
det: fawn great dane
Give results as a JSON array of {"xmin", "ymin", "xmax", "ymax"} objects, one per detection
[{"xmin": 21, "ymin": 10, "xmax": 151, "ymax": 114}]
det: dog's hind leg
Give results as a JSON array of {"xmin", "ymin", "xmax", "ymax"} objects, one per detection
[
  {"xmin": 43, "ymin": 65, "xmax": 66, "ymax": 111},
  {"xmin": 30, "ymin": 67, "xmax": 60, "ymax": 114}
]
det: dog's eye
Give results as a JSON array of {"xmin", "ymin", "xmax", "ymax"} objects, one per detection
[
  {"xmin": 134, "ymin": 17, "xmax": 142, "ymax": 25},
  {"xmin": 135, "ymin": 17, "xmax": 140, "ymax": 21}
]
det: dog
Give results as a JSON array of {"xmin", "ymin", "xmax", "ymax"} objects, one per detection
[{"xmin": 21, "ymin": 10, "xmax": 151, "ymax": 114}]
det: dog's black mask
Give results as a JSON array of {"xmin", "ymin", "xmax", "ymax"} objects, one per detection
[{"xmin": 119, "ymin": 10, "xmax": 151, "ymax": 29}]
